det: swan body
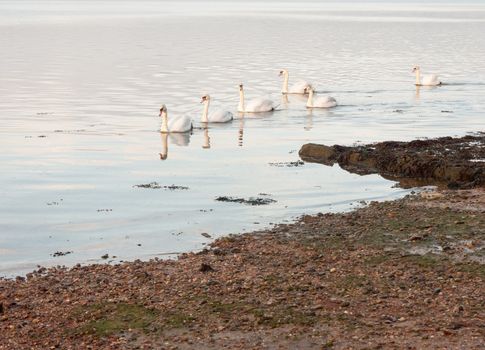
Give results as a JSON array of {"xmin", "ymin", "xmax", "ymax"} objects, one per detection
[
  {"xmin": 200, "ymin": 95, "xmax": 233, "ymax": 123},
  {"xmin": 244, "ymin": 97, "xmax": 275, "ymax": 113},
  {"xmin": 159, "ymin": 105, "xmax": 193, "ymax": 133},
  {"xmin": 279, "ymin": 69, "xmax": 311, "ymax": 94},
  {"xmin": 306, "ymin": 87, "xmax": 337, "ymax": 108},
  {"xmin": 422, "ymin": 74, "xmax": 441, "ymax": 86},
  {"xmin": 412, "ymin": 66, "xmax": 441, "ymax": 86},
  {"xmin": 238, "ymin": 84, "xmax": 275, "ymax": 113}
]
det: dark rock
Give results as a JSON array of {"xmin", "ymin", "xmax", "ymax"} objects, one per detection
[
  {"xmin": 212, "ymin": 248, "xmax": 226, "ymax": 256},
  {"xmin": 199, "ymin": 263, "xmax": 214, "ymax": 272},
  {"xmin": 450, "ymin": 321, "xmax": 465, "ymax": 330},
  {"xmin": 299, "ymin": 134, "xmax": 485, "ymax": 188}
]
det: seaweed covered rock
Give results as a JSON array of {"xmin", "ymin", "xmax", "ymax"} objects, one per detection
[{"xmin": 299, "ymin": 134, "xmax": 485, "ymax": 188}]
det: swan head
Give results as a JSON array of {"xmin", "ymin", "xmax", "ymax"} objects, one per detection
[
  {"xmin": 278, "ymin": 69, "xmax": 288, "ymax": 77},
  {"xmin": 307, "ymin": 85, "xmax": 315, "ymax": 93},
  {"xmin": 200, "ymin": 94, "xmax": 210, "ymax": 103},
  {"xmin": 412, "ymin": 66, "xmax": 420, "ymax": 73},
  {"xmin": 159, "ymin": 104, "xmax": 167, "ymax": 116},
  {"xmin": 239, "ymin": 83, "xmax": 244, "ymax": 91}
]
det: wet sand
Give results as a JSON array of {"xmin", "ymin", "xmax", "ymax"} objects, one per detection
[{"xmin": 1, "ymin": 186, "xmax": 484, "ymax": 349}]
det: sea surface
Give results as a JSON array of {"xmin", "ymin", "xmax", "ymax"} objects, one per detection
[{"xmin": 1, "ymin": 0, "xmax": 484, "ymax": 276}]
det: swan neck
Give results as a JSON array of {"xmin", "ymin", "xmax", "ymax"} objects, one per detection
[
  {"xmin": 161, "ymin": 111, "xmax": 169, "ymax": 132},
  {"xmin": 238, "ymin": 89, "xmax": 245, "ymax": 112},
  {"xmin": 202, "ymin": 101, "xmax": 210, "ymax": 122},
  {"xmin": 306, "ymin": 89, "xmax": 314, "ymax": 108},
  {"xmin": 282, "ymin": 73, "xmax": 289, "ymax": 93},
  {"xmin": 415, "ymin": 70, "xmax": 421, "ymax": 85},
  {"xmin": 282, "ymin": 94, "xmax": 289, "ymax": 106}
]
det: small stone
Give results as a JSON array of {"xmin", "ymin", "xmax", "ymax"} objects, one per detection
[
  {"xmin": 455, "ymin": 305, "xmax": 464, "ymax": 313},
  {"xmin": 450, "ymin": 321, "xmax": 465, "ymax": 330},
  {"xmin": 201, "ymin": 232, "xmax": 212, "ymax": 239},
  {"xmin": 420, "ymin": 192, "xmax": 444, "ymax": 200},
  {"xmin": 199, "ymin": 263, "xmax": 214, "ymax": 272},
  {"xmin": 409, "ymin": 234, "xmax": 423, "ymax": 241},
  {"xmin": 101, "ymin": 254, "xmax": 109, "ymax": 259}
]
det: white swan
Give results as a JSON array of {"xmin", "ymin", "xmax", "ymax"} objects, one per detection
[
  {"xmin": 306, "ymin": 86, "xmax": 337, "ymax": 108},
  {"xmin": 200, "ymin": 95, "xmax": 233, "ymax": 123},
  {"xmin": 412, "ymin": 66, "xmax": 441, "ymax": 86},
  {"xmin": 238, "ymin": 84, "xmax": 276, "ymax": 113},
  {"xmin": 159, "ymin": 104, "xmax": 193, "ymax": 133},
  {"xmin": 279, "ymin": 69, "xmax": 311, "ymax": 94}
]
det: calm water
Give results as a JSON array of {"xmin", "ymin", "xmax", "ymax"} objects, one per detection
[{"xmin": 1, "ymin": 1, "xmax": 484, "ymax": 276}]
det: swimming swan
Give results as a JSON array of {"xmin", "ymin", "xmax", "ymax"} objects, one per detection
[
  {"xmin": 238, "ymin": 84, "xmax": 276, "ymax": 113},
  {"xmin": 306, "ymin": 86, "xmax": 337, "ymax": 108},
  {"xmin": 279, "ymin": 69, "xmax": 311, "ymax": 94},
  {"xmin": 412, "ymin": 66, "xmax": 441, "ymax": 86},
  {"xmin": 200, "ymin": 95, "xmax": 233, "ymax": 123},
  {"xmin": 159, "ymin": 105, "xmax": 193, "ymax": 133}
]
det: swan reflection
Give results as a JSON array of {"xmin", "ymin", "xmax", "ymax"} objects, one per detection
[
  {"xmin": 202, "ymin": 128, "xmax": 211, "ymax": 149},
  {"xmin": 159, "ymin": 132, "xmax": 191, "ymax": 160},
  {"xmin": 415, "ymin": 84, "xmax": 439, "ymax": 101},
  {"xmin": 280, "ymin": 93, "xmax": 309, "ymax": 109},
  {"xmin": 305, "ymin": 109, "xmax": 313, "ymax": 131},
  {"xmin": 288, "ymin": 93, "xmax": 309, "ymax": 104},
  {"xmin": 238, "ymin": 118, "xmax": 245, "ymax": 147}
]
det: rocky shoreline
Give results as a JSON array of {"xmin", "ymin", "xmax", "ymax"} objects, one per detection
[
  {"xmin": 1, "ymin": 135, "xmax": 485, "ymax": 349},
  {"xmin": 299, "ymin": 133, "xmax": 485, "ymax": 189}
]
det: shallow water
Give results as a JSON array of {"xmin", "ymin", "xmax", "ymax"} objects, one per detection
[{"xmin": 1, "ymin": 1, "xmax": 484, "ymax": 276}]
